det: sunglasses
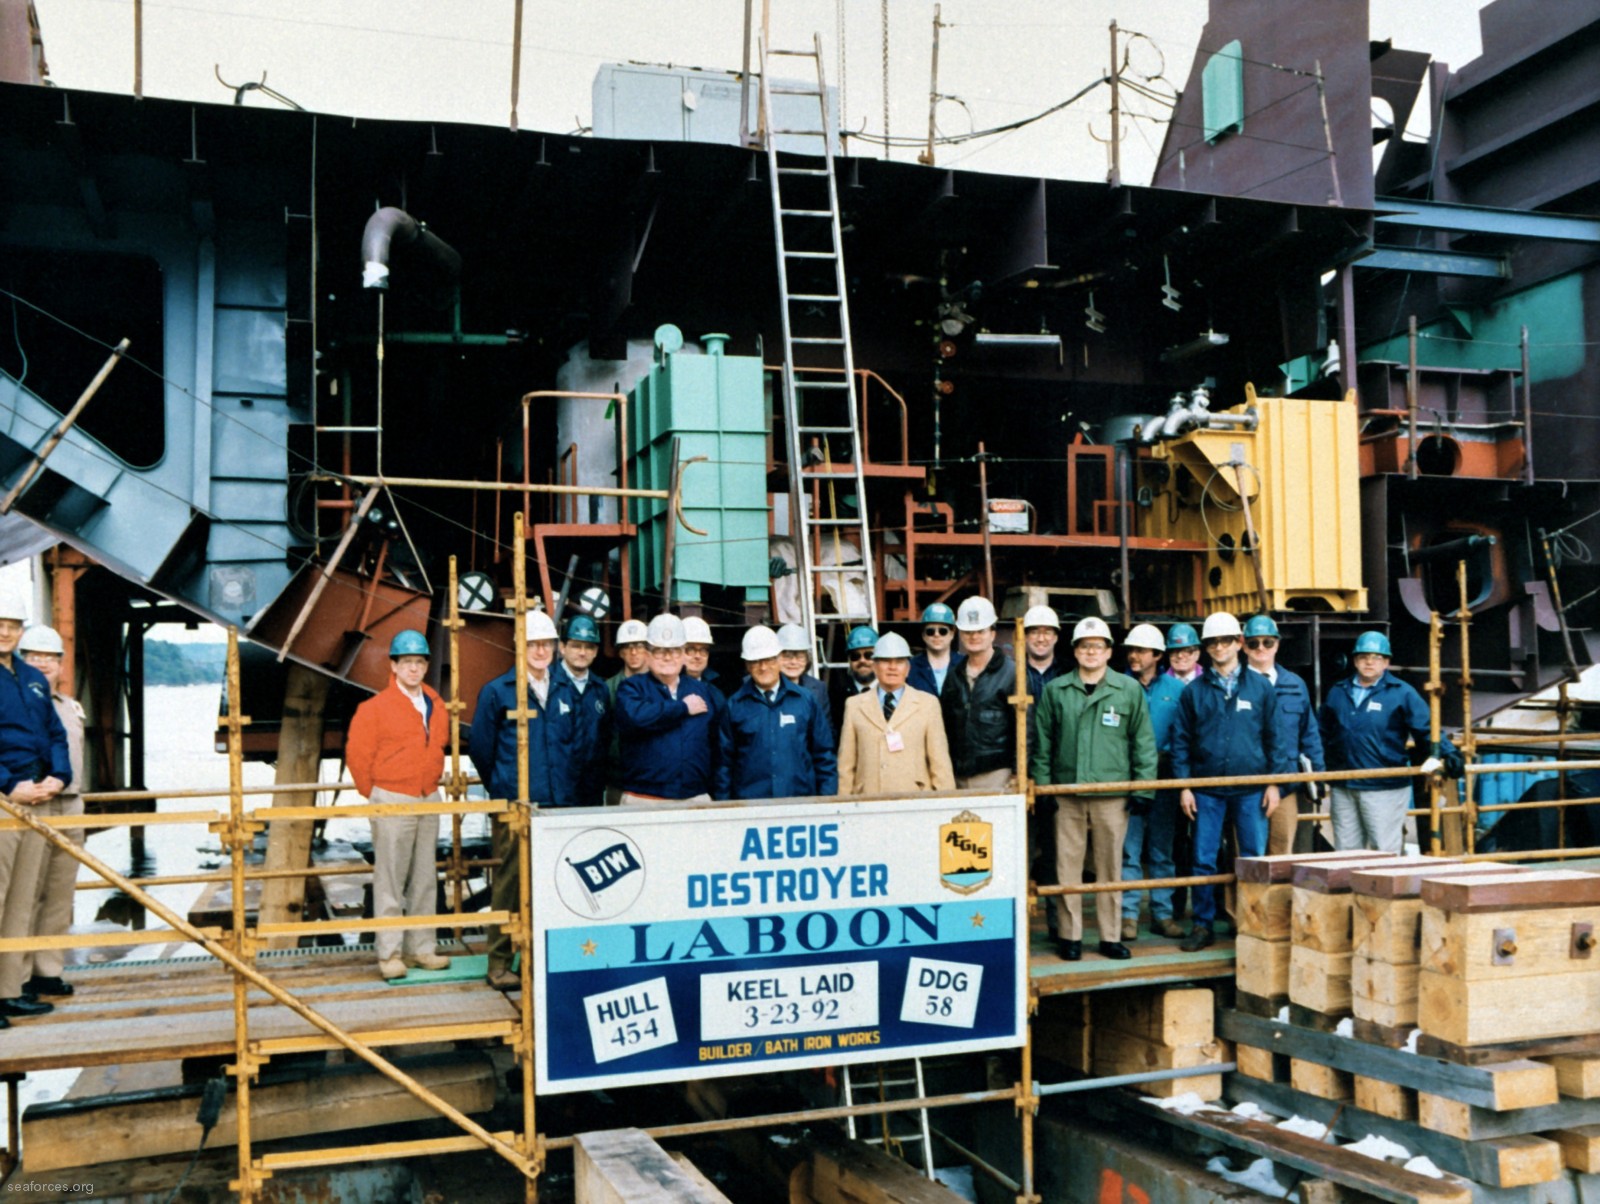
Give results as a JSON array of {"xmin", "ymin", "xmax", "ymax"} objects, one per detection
[
  {"xmin": 923, "ymin": 626, "xmax": 951, "ymax": 637},
  {"xmin": 1202, "ymin": 637, "xmax": 1238, "ymax": 648},
  {"xmin": 848, "ymin": 650, "xmax": 875, "ymax": 661},
  {"xmin": 1245, "ymin": 637, "xmax": 1278, "ymax": 650}
]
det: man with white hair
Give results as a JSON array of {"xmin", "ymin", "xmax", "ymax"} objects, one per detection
[
  {"xmin": 717, "ymin": 626, "xmax": 836, "ymax": 799},
  {"xmin": 837, "ymin": 633, "xmax": 954, "ymax": 795},
  {"xmin": 613, "ymin": 614, "xmax": 723, "ymax": 805}
]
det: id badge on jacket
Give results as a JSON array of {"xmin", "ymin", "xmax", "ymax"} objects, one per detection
[{"xmin": 885, "ymin": 730, "xmax": 905, "ymax": 753}]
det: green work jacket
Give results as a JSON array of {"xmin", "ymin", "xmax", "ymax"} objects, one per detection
[{"xmin": 1028, "ymin": 667, "xmax": 1158, "ymax": 801}]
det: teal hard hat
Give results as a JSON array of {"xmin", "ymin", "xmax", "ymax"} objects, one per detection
[
  {"xmin": 1242, "ymin": 615, "xmax": 1280, "ymax": 639},
  {"xmin": 389, "ymin": 629, "xmax": 430, "ymax": 658},
  {"xmin": 1353, "ymin": 630, "xmax": 1392, "ymax": 657},
  {"xmin": 1166, "ymin": 623, "xmax": 1200, "ymax": 651},
  {"xmin": 920, "ymin": 603, "xmax": 956, "ymax": 626},
  {"xmin": 846, "ymin": 625, "xmax": 880, "ymax": 652},
  {"xmin": 564, "ymin": 614, "xmax": 600, "ymax": 644}
]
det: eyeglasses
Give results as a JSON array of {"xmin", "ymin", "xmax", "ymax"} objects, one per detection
[
  {"xmin": 1244, "ymin": 637, "xmax": 1278, "ymax": 650},
  {"xmin": 1202, "ymin": 637, "xmax": 1238, "ymax": 648},
  {"xmin": 923, "ymin": 626, "xmax": 951, "ymax": 637},
  {"xmin": 848, "ymin": 650, "xmax": 875, "ymax": 662}
]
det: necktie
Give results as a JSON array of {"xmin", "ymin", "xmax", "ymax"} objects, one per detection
[
  {"xmin": 882, "ymin": 692, "xmax": 897, "ymax": 723},
  {"xmin": 765, "ymin": 689, "xmax": 776, "ymax": 705}
]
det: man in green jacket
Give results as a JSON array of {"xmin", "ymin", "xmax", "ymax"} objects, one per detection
[{"xmin": 1030, "ymin": 617, "xmax": 1157, "ymax": 962}]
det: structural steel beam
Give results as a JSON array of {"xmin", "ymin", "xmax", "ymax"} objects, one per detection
[
  {"xmin": 1357, "ymin": 246, "xmax": 1509, "ymax": 278},
  {"xmin": 1374, "ymin": 198, "xmax": 1600, "ymax": 243}
]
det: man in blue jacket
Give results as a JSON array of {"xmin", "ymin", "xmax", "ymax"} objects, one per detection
[
  {"xmin": 614, "ymin": 614, "xmax": 723, "ymax": 803},
  {"xmin": 1243, "ymin": 615, "xmax": 1325, "ymax": 856},
  {"xmin": 908, "ymin": 603, "xmax": 962, "ymax": 696},
  {"xmin": 0, "ymin": 590, "xmax": 70, "ymax": 1022},
  {"xmin": 775, "ymin": 624, "xmax": 829, "ymax": 715},
  {"xmin": 717, "ymin": 626, "xmax": 837, "ymax": 800},
  {"xmin": 555, "ymin": 614, "xmax": 612, "ymax": 808},
  {"xmin": 1320, "ymin": 630, "xmax": 1460, "ymax": 853},
  {"xmin": 1170, "ymin": 612, "xmax": 1285, "ymax": 951},
  {"xmin": 1119, "ymin": 623, "xmax": 1189, "ymax": 940}
]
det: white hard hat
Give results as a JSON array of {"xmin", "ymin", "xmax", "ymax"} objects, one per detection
[
  {"xmin": 1071, "ymin": 616, "xmax": 1113, "ymax": 644},
  {"xmin": 775, "ymin": 623, "xmax": 811, "ymax": 652},
  {"xmin": 526, "ymin": 611, "xmax": 559, "ymax": 641},
  {"xmin": 873, "ymin": 632, "xmax": 912, "ymax": 659},
  {"xmin": 1124, "ymin": 622, "xmax": 1166, "ymax": 652},
  {"xmin": 616, "ymin": 618, "xmax": 650, "ymax": 645},
  {"xmin": 17, "ymin": 625, "xmax": 64, "ymax": 656},
  {"xmin": 0, "ymin": 588, "xmax": 29, "ymax": 623},
  {"xmin": 740, "ymin": 625, "xmax": 782, "ymax": 661},
  {"xmin": 1022, "ymin": 605, "xmax": 1060, "ymax": 630},
  {"xmin": 955, "ymin": 596, "xmax": 997, "ymax": 631},
  {"xmin": 646, "ymin": 613, "xmax": 687, "ymax": 649},
  {"xmin": 682, "ymin": 616, "xmax": 713, "ymax": 645},
  {"xmin": 1200, "ymin": 612, "xmax": 1243, "ymax": 641}
]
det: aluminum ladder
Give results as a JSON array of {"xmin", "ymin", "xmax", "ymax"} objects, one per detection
[
  {"xmin": 842, "ymin": 1059, "xmax": 936, "ymax": 1178},
  {"xmin": 758, "ymin": 33, "xmax": 879, "ymax": 672}
]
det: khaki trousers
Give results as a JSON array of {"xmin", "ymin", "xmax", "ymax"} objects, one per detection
[
  {"xmin": 1053, "ymin": 796, "xmax": 1128, "ymax": 942},
  {"xmin": 957, "ymin": 768, "xmax": 1013, "ymax": 792},
  {"xmin": 488, "ymin": 812, "xmax": 520, "ymax": 972},
  {"xmin": 370, "ymin": 787, "xmax": 441, "ymax": 963},
  {"xmin": 0, "ymin": 811, "xmax": 49, "ymax": 998},
  {"xmin": 25, "ymin": 792, "xmax": 83, "ymax": 980},
  {"xmin": 1266, "ymin": 791, "xmax": 1300, "ymax": 857}
]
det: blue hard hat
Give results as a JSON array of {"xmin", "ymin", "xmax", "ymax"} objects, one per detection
[
  {"xmin": 564, "ymin": 614, "xmax": 600, "ymax": 644},
  {"xmin": 846, "ymin": 625, "xmax": 880, "ymax": 652},
  {"xmin": 920, "ymin": 603, "xmax": 956, "ymax": 626},
  {"xmin": 389, "ymin": 629, "xmax": 430, "ymax": 659},
  {"xmin": 1166, "ymin": 623, "xmax": 1200, "ymax": 651},
  {"xmin": 1242, "ymin": 615, "xmax": 1280, "ymax": 638},
  {"xmin": 1353, "ymin": 630, "xmax": 1392, "ymax": 657}
]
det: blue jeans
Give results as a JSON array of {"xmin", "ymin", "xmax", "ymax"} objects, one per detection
[
  {"xmin": 1191, "ymin": 789, "xmax": 1267, "ymax": 928},
  {"xmin": 1121, "ymin": 791, "xmax": 1179, "ymax": 923}
]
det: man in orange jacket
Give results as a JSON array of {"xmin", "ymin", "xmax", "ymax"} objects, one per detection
[{"xmin": 346, "ymin": 630, "xmax": 451, "ymax": 980}]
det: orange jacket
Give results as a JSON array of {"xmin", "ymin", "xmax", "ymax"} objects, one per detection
[{"xmin": 346, "ymin": 679, "xmax": 449, "ymax": 798}]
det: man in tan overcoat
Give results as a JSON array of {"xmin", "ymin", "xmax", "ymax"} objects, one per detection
[{"xmin": 837, "ymin": 633, "xmax": 955, "ymax": 796}]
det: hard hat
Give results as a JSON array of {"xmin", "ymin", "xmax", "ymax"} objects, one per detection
[
  {"xmin": 564, "ymin": 614, "xmax": 601, "ymax": 644},
  {"xmin": 955, "ymin": 596, "xmax": 997, "ymax": 632},
  {"xmin": 1071, "ymin": 616, "xmax": 1113, "ymax": 644},
  {"xmin": 0, "ymin": 588, "xmax": 29, "ymax": 623},
  {"xmin": 1242, "ymin": 614, "xmax": 1280, "ymax": 638},
  {"xmin": 873, "ymin": 632, "xmax": 912, "ymax": 659},
  {"xmin": 1353, "ymin": 630, "xmax": 1392, "ymax": 657},
  {"xmin": 846, "ymin": 625, "xmax": 879, "ymax": 652},
  {"xmin": 1023, "ymin": 605, "xmax": 1061, "ymax": 631},
  {"xmin": 776, "ymin": 623, "xmax": 811, "ymax": 652},
  {"xmin": 1124, "ymin": 623, "xmax": 1166, "ymax": 652},
  {"xmin": 1166, "ymin": 623, "xmax": 1200, "ymax": 651},
  {"xmin": 740, "ymin": 625, "xmax": 782, "ymax": 661},
  {"xmin": 1200, "ymin": 612, "xmax": 1242, "ymax": 641},
  {"xmin": 646, "ymin": 613, "xmax": 686, "ymax": 648},
  {"xmin": 682, "ymin": 616, "xmax": 714, "ymax": 645},
  {"xmin": 616, "ymin": 618, "xmax": 650, "ymax": 646},
  {"xmin": 388, "ymin": 629, "xmax": 430, "ymax": 658},
  {"xmin": 920, "ymin": 602, "xmax": 957, "ymax": 626},
  {"xmin": 18, "ymin": 625, "xmax": 64, "ymax": 656},
  {"xmin": 526, "ymin": 611, "xmax": 559, "ymax": 642}
]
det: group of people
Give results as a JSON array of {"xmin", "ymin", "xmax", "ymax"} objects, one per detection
[
  {"xmin": 0, "ymin": 590, "xmax": 85, "ymax": 1028},
  {"xmin": 349, "ymin": 596, "xmax": 1464, "ymax": 985}
]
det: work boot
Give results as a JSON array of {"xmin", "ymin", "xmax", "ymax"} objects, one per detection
[
  {"xmin": 1154, "ymin": 918, "xmax": 1187, "ymax": 939},
  {"xmin": 24, "ymin": 975, "xmax": 73, "ymax": 998},
  {"xmin": 486, "ymin": 967, "xmax": 520, "ymax": 991},
  {"xmin": 1121, "ymin": 919, "xmax": 1139, "ymax": 941},
  {"xmin": 407, "ymin": 952, "xmax": 450, "ymax": 971},
  {"xmin": 1098, "ymin": 941, "xmax": 1132, "ymax": 960},
  {"xmin": 1180, "ymin": 926, "xmax": 1215, "ymax": 953},
  {"xmin": 0, "ymin": 997, "xmax": 53, "ymax": 1018},
  {"xmin": 1053, "ymin": 939, "xmax": 1082, "ymax": 962},
  {"xmin": 377, "ymin": 958, "xmax": 408, "ymax": 980}
]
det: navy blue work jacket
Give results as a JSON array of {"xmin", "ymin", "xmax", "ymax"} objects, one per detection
[
  {"xmin": 1252, "ymin": 665, "xmax": 1325, "ymax": 776},
  {"xmin": 715, "ymin": 677, "xmax": 837, "ymax": 800},
  {"xmin": 467, "ymin": 664, "xmax": 609, "ymax": 807},
  {"xmin": 0, "ymin": 657, "xmax": 71, "ymax": 793},
  {"xmin": 908, "ymin": 652, "xmax": 964, "ymax": 698},
  {"xmin": 613, "ymin": 673, "xmax": 723, "ymax": 798},
  {"xmin": 1319, "ymin": 671, "xmax": 1450, "ymax": 790},
  {"xmin": 1170, "ymin": 665, "xmax": 1288, "ymax": 795}
]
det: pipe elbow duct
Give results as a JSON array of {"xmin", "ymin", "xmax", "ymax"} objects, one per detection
[{"xmin": 360, "ymin": 207, "xmax": 462, "ymax": 305}]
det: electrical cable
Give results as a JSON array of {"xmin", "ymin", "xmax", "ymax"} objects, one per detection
[
  {"xmin": 7, "ymin": 293, "xmax": 27, "ymax": 391},
  {"xmin": 852, "ymin": 75, "xmax": 1108, "ymax": 148},
  {"xmin": 161, "ymin": 1075, "xmax": 228, "ymax": 1204}
]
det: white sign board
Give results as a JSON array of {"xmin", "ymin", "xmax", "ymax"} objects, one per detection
[{"xmin": 531, "ymin": 794, "xmax": 1027, "ymax": 1093}]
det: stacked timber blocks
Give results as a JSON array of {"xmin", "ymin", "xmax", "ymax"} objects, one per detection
[
  {"xmin": 1217, "ymin": 859, "xmax": 1600, "ymax": 1195},
  {"xmin": 1034, "ymin": 986, "xmax": 1228, "ymax": 1100}
]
